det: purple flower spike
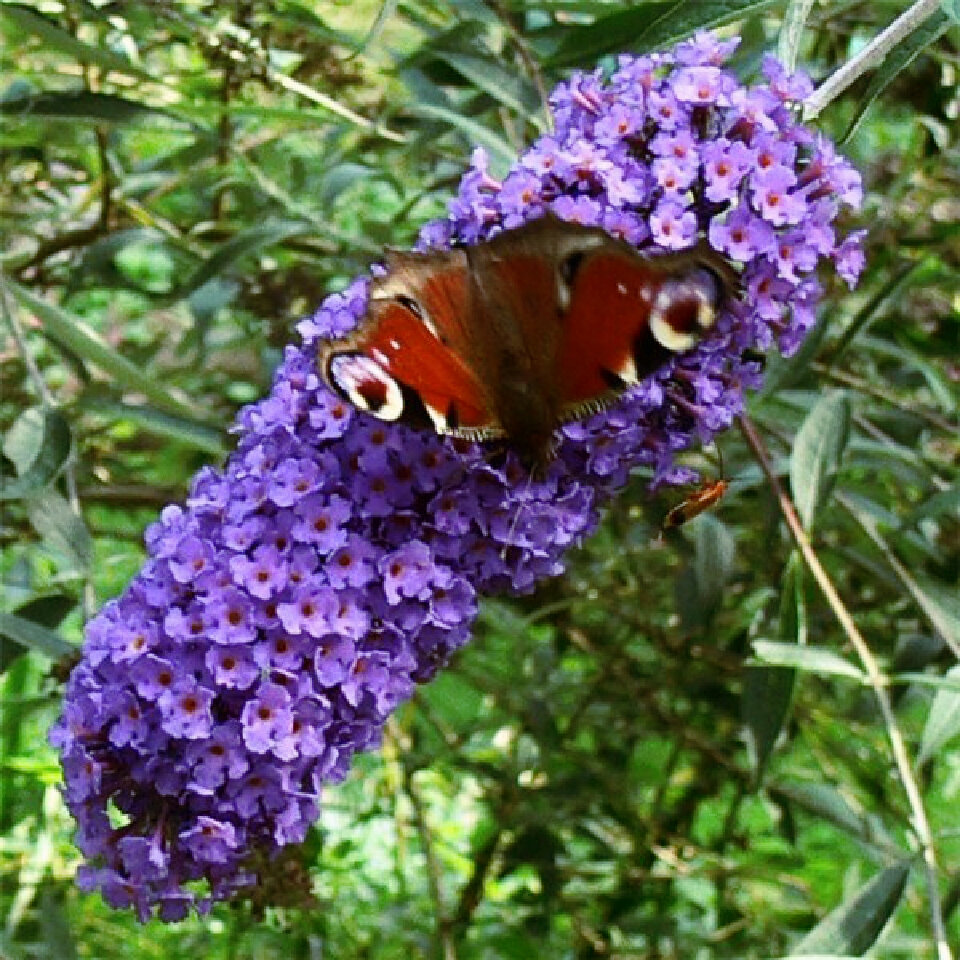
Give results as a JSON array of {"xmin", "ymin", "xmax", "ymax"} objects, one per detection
[{"xmin": 52, "ymin": 30, "xmax": 864, "ymax": 920}]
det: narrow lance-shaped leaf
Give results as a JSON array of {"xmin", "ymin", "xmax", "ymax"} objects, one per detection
[
  {"xmin": 6, "ymin": 281, "xmax": 205, "ymax": 422},
  {"xmin": 793, "ymin": 860, "xmax": 911, "ymax": 954},
  {"xmin": 777, "ymin": 0, "xmax": 817, "ymax": 72},
  {"xmin": 27, "ymin": 491, "xmax": 93, "ymax": 573},
  {"xmin": 692, "ymin": 513, "xmax": 736, "ymax": 615},
  {"xmin": 0, "ymin": 5, "xmax": 153, "ymax": 80},
  {"xmin": 771, "ymin": 780, "xmax": 902, "ymax": 855},
  {"xmin": 919, "ymin": 664, "xmax": 960, "ymax": 765},
  {"xmin": 0, "ymin": 91, "xmax": 179, "ymax": 126},
  {"xmin": 841, "ymin": 12, "xmax": 951, "ymax": 144},
  {"xmin": 790, "ymin": 391, "xmax": 851, "ymax": 531},
  {"xmin": 175, "ymin": 221, "xmax": 313, "ymax": 301},
  {"xmin": 434, "ymin": 49, "xmax": 545, "ymax": 130},
  {"xmin": 743, "ymin": 554, "xmax": 804, "ymax": 779},
  {"xmin": 751, "ymin": 641, "xmax": 864, "ymax": 681},
  {"xmin": 550, "ymin": 0, "xmax": 781, "ymax": 68},
  {"xmin": 0, "ymin": 611, "xmax": 74, "ymax": 661}
]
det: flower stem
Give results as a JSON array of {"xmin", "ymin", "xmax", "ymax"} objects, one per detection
[
  {"xmin": 803, "ymin": 0, "xmax": 945, "ymax": 121},
  {"xmin": 739, "ymin": 413, "xmax": 952, "ymax": 960}
]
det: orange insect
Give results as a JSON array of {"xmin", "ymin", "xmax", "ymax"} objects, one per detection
[{"xmin": 662, "ymin": 479, "xmax": 729, "ymax": 530}]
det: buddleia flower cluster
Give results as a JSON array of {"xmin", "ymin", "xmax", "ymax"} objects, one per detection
[{"xmin": 51, "ymin": 31, "xmax": 864, "ymax": 920}]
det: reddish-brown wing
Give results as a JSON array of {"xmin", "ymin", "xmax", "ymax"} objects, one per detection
[
  {"xmin": 319, "ymin": 254, "xmax": 498, "ymax": 434},
  {"xmin": 555, "ymin": 247, "xmax": 665, "ymax": 407},
  {"xmin": 556, "ymin": 243, "xmax": 736, "ymax": 417}
]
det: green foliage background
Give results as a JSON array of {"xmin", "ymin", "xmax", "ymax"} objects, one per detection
[{"xmin": 1, "ymin": 1, "xmax": 958, "ymax": 957}]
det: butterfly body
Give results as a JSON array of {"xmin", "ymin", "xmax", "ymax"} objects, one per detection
[{"xmin": 319, "ymin": 216, "xmax": 736, "ymax": 465}]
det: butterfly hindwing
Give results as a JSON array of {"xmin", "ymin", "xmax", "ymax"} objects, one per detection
[{"xmin": 556, "ymin": 241, "xmax": 737, "ymax": 421}]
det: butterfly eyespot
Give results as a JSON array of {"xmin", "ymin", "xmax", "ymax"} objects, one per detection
[
  {"xmin": 328, "ymin": 352, "xmax": 405, "ymax": 421},
  {"xmin": 649, "ymin": 268, "xmax": 725, "ymax": 353}
]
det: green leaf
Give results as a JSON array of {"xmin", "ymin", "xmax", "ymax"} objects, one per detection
[
  {"xmin": 790, "ymin": 391, "xmax": 851, "ymax": 530},
  {"xmin": 176, "ymin": 221, "xmax": 313, "ymax": 300},
  {"xmin": 777, "ymin": 0, "xmax": 816, "ymax": 73},
  {"xmin": 4, "ymin": 407, "xmax": 47, "ymax": 473},
  {"xmin": 26, "ymin": 490, "xmax": 92, "ymax": 572},
  {"xmin": 0, "ymin": 595, "xmax": 75, "ymax": 673},
  {"xmin": 39, "ymin": 889, "xmax": 78, "ymax": 960},
  {"xmin": 841, "ymin": 12, "xmax": 951, "ymax": 144},
  {"xmin": 824, "ymin": 259, "xmax": 935, "ymax": 365},
  {"xmin": 901, "ymin": 483, "xmax": 960, "ymax": 527},
  {"xmin": 405, "ymin": 101, "xmax": 517, "ymax": 167},
  {"xmin": 943, "ymin": 0, "xmax": 960, "ymax": 24},
  {"xmin": 550, "ymin": 0, "xmax": 780, "ymax": 68},
  {"xmin": 433, "ymin": 49, "xmax": 544, "ymax": 128},
  {"xmin": 0, "ymin": 90, "xmax": 177, "ymax": 126},
  {"xmin": 0, "ymin": 409, "xmax": 71, "ymax": 500},
  {"xmin": 691, "ymin": 513, "xmax": 735, "ymax": 614},
  {"xmin": 0, "ymin": 611, "xmax": 74, "ymax": 661},
  {"xmin": 81, "ymin": 399, "xmax": 226, "ymax": 456},
  {"xmin": 919, "ymin": 664, "xmax": 960, "ymax": 764},
  {"xmin": 743, "ymin": 556, "xmax": 804, "ymax": 778},
  {"xmin": 0, "ymin": 4, "xmax": 152, "ymax": 80},
  {"xmin": 742, "ymin": 665, "xmax": 795, "ymax": 780},
  {"xmin": 5, "ymin": 280, "xmax": 203, "ymax": 422},
  {"xmin": 905, "ymin": 576, "xmax": 960, "ymax": 657},
  {"xmin": 751, "ymin": 641, "xmax": 864, "ymax": 681},
  {"xmin": 772, "ymin": 781, "xmax": 870, "ymax": 841},
  {"xmin": 794, "ymin": 860, "xmax": 910, "ymax": 954}
]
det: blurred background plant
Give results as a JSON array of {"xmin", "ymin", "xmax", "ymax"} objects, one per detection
[{"xmin": 0, "ymin": 1, "xmax": 957, "ymax": 957}]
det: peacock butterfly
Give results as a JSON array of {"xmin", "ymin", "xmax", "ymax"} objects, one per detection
[{"xmin": 318, "ymin": 215, "xmax": 737, "ymax": 466}]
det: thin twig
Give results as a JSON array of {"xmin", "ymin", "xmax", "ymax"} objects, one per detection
[
  {"xmin": 803, "ymin": 0, "xmax": 945, "ymax": 120},
  {"xmin": 739, "ymin": 413, "xmax": 952, "ymax": 960},
  {"xmin": 400, "ymin": 760, "xmax": 457, "ymax": 960}
]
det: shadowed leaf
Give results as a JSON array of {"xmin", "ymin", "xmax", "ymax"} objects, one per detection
[
  {"xmin": 794, "ymin": 860, "xmax": 910, "ymax": 954},
  {"xmin": 790, "ymin": 391, "xmax": 850, "ymax": 530}
]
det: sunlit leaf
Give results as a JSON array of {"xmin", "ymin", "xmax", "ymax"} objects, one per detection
[
  {"xmin": 0, "ymin": 5, "xmax": 152, "ymax": 80},
  {"xmin": 751, "ymin": 641, "xmax": 864, "ymax": 681},
  {"xmin": 919, "ymin": 664, "xmax": 960, "ymax": 764}
]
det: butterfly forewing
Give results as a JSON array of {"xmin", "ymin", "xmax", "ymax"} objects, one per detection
[{"xmin": 321, "ymin": 254, "xmax": 499, "ymax": 435}]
